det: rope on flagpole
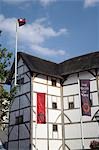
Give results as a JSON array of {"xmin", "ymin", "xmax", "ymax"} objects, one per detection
[
  {"xmin": 15, "ymin": 21, "xmax": 18, "ymax": 86},
  {"xmin": 78, "ymin": 77, "xmax": 85, "ymax": 149}
]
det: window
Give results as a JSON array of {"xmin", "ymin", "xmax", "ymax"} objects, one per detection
[
  {"xmin": 53, "ymin": 125, "xmax": 58, "ymax": 132},
  {"xmin": 69, "ymin": 102, "xmax": 74, "ymax": 109},
  {"xmin": 51, "ymin": 79, "xmax": 56, "ymax": 86},
  {"xmin": 15, "ymin": 115, "xmax": 23, "ymax": 125},
  {"xmin": 90, "ymin": 93, "xmax": 93, "ymax": 106},
  {"xmin": 52, "ymin": 102, "xmax": 57, "ymax": 109},
  {"xmin": 17, "ymin": 78, "xmax": 24, "ymax": 85}
]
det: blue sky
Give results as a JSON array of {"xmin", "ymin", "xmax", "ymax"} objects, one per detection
[{"xmin": 0, "ymin": 0, "xmax": 99, "ymax": 62}]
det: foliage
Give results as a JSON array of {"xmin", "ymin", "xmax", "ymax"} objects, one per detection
[
  {"xmin": 90, "ymin": 140, "xmax": 99, "ymax": 149},
  {"xmin": 0, "ymin": 48, "xmax": 12, "ymax": 80},
  {"xmin": 0, "ymin": 46, "xmax": 16, "ymax": 129}
]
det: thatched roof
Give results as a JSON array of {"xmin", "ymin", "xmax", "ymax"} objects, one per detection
[
  {"xmin": 7, "ymin": 51, "xmax": 99, "ymax": 84},
  {"xmin": 59, "ymin": 51, "xmax": 99, "ymax": 76}
]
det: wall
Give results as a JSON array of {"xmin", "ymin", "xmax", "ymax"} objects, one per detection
[
  {"xmin": 63, "ymin": 70, "xmax": 99, "ymax": 150},
  {"xmin": 31, "ymin": 74, "xmax": 62, "ymax": 150},
  {"xmin": 8, "ymin": 58, "xmax": 31, "ymax": 150}
]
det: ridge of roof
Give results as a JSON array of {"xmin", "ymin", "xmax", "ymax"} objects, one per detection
[
  {"xmin": 59, "ymin": 51, "xmax": 99, "ymax": 76},
  {"xmin": 18, "ymin": 52, "xmax": 58, "ymax": 65},
  {"xmin": 60, "ymin": 51, "xmax": 99, "ymax": 64},
  {"xmin": 18, "ymin": 52, "xmax": 61, "ymax": 79}
]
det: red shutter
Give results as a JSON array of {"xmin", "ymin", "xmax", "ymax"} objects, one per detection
[{"xmin": 37, "ymin": 93, "xmax": 46, "ymax": 124}]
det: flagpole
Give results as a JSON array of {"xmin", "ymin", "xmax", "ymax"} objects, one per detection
[
  {"xmin": 35, "ymin": 94, "xmax": 37, "ymax": 150},
  {"xmin": 15, "ymin": 21, "xmax": 18, "ymax": 86},
  {"xmin": 35, "ymin": 119, "xmax": 37, "ymax": 150},
  {"xmin": 78, "ymin": 78, "xmax": 84, "ymax": 149}
]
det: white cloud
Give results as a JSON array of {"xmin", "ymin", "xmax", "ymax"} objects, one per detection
[
  {"xmin": 31, "ymin": 45, "xmax": 65, "ymax": 55},
  {"xmin": 0, "ymin": 15, "xmax": 67, "ymax": 56},
  {"xmin": 84, "ymin": 0, "xmax": 99, "ymax": 7},
  {"xmin": 38, "ymin": 0, "xmax": 56, "ymax": 6}
]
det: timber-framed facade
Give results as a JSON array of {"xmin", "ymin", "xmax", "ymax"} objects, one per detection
[{"xmin": 8, "ymin": 51, "xmax": 99, "ymax": 150}]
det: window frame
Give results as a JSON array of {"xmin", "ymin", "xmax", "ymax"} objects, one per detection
[
  {"xmin": 51, "ymin": 79, "xmax": 56, "ymax": 87},
  {"xmin": 53, "ymin": 124, "xmax": 58, "ymax": 132},
  {"xmin": 68, "ymin": 101, "xmax": 74, "ymax": 109},
  {"xmin": 52, "ymin": 102, "xmax": 57, "ymax": 109},
  {"xmin": 17, "ymin": 78, "xmax": 24, "ymax": 85},
  {"xmin": 15, "ymin": 115, "xmax": 23, "ymax": 125}
]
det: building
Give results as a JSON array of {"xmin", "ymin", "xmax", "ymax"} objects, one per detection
[{"xmin": 8, "ymin": 51, "xmax": 99, "ymax": 150}]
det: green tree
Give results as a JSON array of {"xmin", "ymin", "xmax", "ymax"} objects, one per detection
[{"xmin": 0, "ymin": 34, "xmax": 15, "ymax": 129}]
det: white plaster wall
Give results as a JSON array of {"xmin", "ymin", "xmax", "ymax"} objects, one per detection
[
  {"xmin": 9, "ymin": 126, "xmax": 18, "ymax": 140},
  {"xmin": 21, "ymin": 82, "xmax": 30, "ymax": 94},
  {"xmin": 48, "ymin": 110, "xmax": 61, "ymax": 123},
  {"xmin": 90, "ymin": 80, "xmax": 97, "ymax": 92},
  {"xmin": 63, "ymin": 84, "xmax": 78, "ymax": 96},
  {"xmin": 20, "ymin": 95, "xmax": 30, "ymax": 109},
  {"xmin": 63, "ymin": 97, "xmax": 68, "ymax": 110},
  {"xmin": 20, "ymin": 107, "xmax": 30, "ymax": 122},
  {"xmin": 16, "ymin": 82, "xmax": 30, "ymax": 96},
  {"xmin": 33, "ymin": 139, "xmax": 47, "ymax": 150},
  {"xmin": 74, "ymin": 95, "xmax": 79, "ymax": 108},
  {"xmin": 18, "ymin": 66, "xmax": 24, "ymax": 75},
  {"xmin": 23, "ymin": 65, "xmax": 29, "ymax": 73},
  {"xmin": 64, "ymin": 109, "xmax": 80, "ymax": 122},
  {"xmin": 19, "ymin": 140, "xmax": 29, "ymax": 150},
  {"xmin": 33, "ymin": 82, "xmax": 47, "ymax": 93},
  {"xmin": 19, "ymin": 124, "xmax": 29, "ymax": 139},
  {"xmin": 48, "ymin": 86, "xmax": 60, "ymax": 96},
  {"xmin": 24, "ymin": 72, "xmax": 30, "ymax": 82},
  {"xmin": 83, "ymin": 122, "xmax": 99, "ymax": 137},
  {"xmin": 10, "ymin": 111, "xmax": 19, "ymax": 125},
  {"xmin": 33, "ymin": 124, "xmax": 47, "ymax": 138},
  {"xmin": 49, "ymin": 140, "xmax": 62, "ymax": 150},
  {"xmin": 91, "ymin": 106, "xmax": 99, "ymax": 119},
  {"xmin": 91, "ymin": 92, "xmax": 98, "ymax": 105},
  {"xmin": 8, "ymin": 141, "xmax": 18, "ymax": 150},
  {"xmin": 65, "ymin": 139, "xmax": 82, "ymax": 150},
  {"xmin": 10, "ymin": 97, "xmax": 19, "ymax": 111},
  {"xmin": 18, "ymin": 58, "xmax": 23, "ymax": 67},
  {"xmin": 33, "ymin": 92, "xmax": 37, "ymax": 107},
  {"xmin": 65, "ymin": 124, "xmax": 81, "ymax": 139},
  {"xmin": 9, "ymin": 139, "xmax": 29, "ymax": 150},
  {"xmin": 18, "ymin": 58, "xmax": 29, "ymax": 72}
]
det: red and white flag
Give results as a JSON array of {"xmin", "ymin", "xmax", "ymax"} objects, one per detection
[
  {"xmin": 18, "ymin": 18, "xmax": 26, "ymax": 27},
  {"xmin": 37, "ymin": 93, "xmax": 46, "ymax": 124}
]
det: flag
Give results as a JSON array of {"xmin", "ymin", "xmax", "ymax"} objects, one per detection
[
  {"xmin": 80, "ymin": 80, "xmax": 91, "ymax": 116},
  {"xmin": 18, "ymin": 18, "xmax": 26, "ymax": 26},
  {"xmin": 37, "ymin": 93, "xmax": 46, "ymax": 124}
]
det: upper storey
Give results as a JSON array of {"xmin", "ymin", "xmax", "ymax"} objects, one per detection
[{"xmin": 8, "ymin": 51, "xmax": 99, "ymax": 84}]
